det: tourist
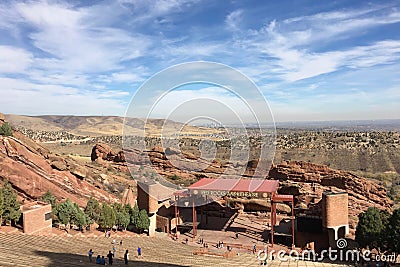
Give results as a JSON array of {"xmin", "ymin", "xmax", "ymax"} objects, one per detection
[
  {"xmin": 124, "ymin": 249, "xmax": 129, "ymax": 265},
  {"xmin": 120, "ymin": 240, "xmax": 123, "ymax": 246},
  {"xmin": 100, "ymin": 255, "xmax": 106, "ymax": 265},
  {"xmin": 113, "ymin": 245, "xmax": 117, "ymax": 255},
  {"xmin": 88, "ymin": 249, "xmax": 94, "ymax": 263},
  {"xmin": 185, "ymin": 238, "xmax": 188, "ymax": 244},
  {"xmin": 253, "ymin": 244, "xmax": 257, "ymax": 254},
  {"xmin": 235, "ymin": 232, "xmax": 239, "ymax": 239},
  {"xmin": 95, "ymin": 255, "xmax": 101, "ymax": 264},
  {"xmin": 137, "ymin": 246, "xmax": 142, "ymax": 257},
  {"xmin": 107, "ymin": 250, "xmax": 114, "ymax": 265}
]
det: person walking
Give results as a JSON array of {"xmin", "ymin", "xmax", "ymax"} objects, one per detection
[
  {"xmin": 88, "ymin": 249, "xmax": 94, "ymax": 263},
  {"xmin": 107, "ymin": 250, "xmax": 114, "ymax": 265},
  {"xmin": 124, "ymin": 249, "xmax": 129, "ymax": 265},
  {"xmin": 137, "ymin": 246, "xmax": 142, "ymax": 257}
]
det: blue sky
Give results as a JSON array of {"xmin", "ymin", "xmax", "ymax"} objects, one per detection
[{"xmin": 0, "ymin": 0, "xmax": 399, "ymax": 122}]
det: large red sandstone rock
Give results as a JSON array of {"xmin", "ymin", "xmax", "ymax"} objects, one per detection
[
  {"xmin": 269, "ymin": 161, "xmax": 392, "ymax": 233},
  {"xmin": 91, "ymin": 143, "xmax": 117, "ymax": 162},
  {"xmin": 0, "ymin": 136, "xmax": 120, "ymax": 207}
]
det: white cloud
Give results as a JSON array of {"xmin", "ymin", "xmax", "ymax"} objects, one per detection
[
  {"xmin": 0, "ymin": 46, "xmax": 33, "ymax": 73},
  {"xmin": 225, "ymin": 9, "xmax": 243, "ymax": 31},
  {"xmin": 13, "ymin": 2, "xmax": 150, "ymax": 73},
  {"xmin": 0, "ymin": 77, "xmax": 128, "ymax": 115},
  {"xmin": 241, "ymin": 6, "xmax": 400, "ymax": 82}
]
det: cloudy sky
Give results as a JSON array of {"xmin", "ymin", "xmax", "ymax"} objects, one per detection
[{"xmin": 0, "ymin": 0, "xmax": 399, "ymax": 122}]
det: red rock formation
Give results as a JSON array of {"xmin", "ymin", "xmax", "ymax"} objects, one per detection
[
  {"xmin": 269, "ymin": 161, "xmax": 392, "ymax": 234},
  {"xmin": 91, "ymin": 143, "xmax": 116, "ymax": 162},
  {"xmin": 0, "ymin": 135, "xmax": 120, "ymax": 207}
]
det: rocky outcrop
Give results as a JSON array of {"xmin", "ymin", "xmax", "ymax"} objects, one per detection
[
  {"xmin": 269, "ymin": 161, "xmax": 391, "ymax": 209},
  {"xmin": 0, "ymin": 135, "xmax": 120, "ymax": 207},
  {"xmin": 269, "ymin": 161, "xmax": 392, "ymax": 234}
]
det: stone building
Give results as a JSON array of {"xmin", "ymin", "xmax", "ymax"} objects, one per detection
[{"xmin": 20, "ymin": 201, "xmax": 52, "ymax": 235}]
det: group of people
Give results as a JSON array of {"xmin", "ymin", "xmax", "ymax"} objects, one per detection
[
  {"xmin": 198, "ymin": 238, "xmax": 209, "ymax": 248},
  {"xmin": 88, "ymin": 245, "xmax": 142, "ymax": 265},
  {"xmin": 216, "ymin": 241, "xmax": 224, "ymax": 249}
]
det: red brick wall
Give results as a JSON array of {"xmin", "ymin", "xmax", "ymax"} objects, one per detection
[
  {"xmin": 322, "ymin": 192, "xmax": 348, "ymax": 228},
  {"xmin": 22, "ymin": 204, "xmax": 52, "ymax": 235},
  {"xmin": 137, "ymin": 186, "xmax": 158, "ymax": 214}
]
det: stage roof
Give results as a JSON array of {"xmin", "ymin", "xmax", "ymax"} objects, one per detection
[{"xmin": 188, "ymin": 178, "xmax": 279, "ymax": 193}]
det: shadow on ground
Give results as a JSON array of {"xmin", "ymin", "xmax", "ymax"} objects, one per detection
[{"xmin": 35, "ymin": 250, "xmax": 189, "ymax": 267}]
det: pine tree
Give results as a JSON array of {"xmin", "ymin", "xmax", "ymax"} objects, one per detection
[
  {"xmin": 355, "ymin": 207, "xmax": 389, "ymax": 250},
  {"xmin": 386, "ymin": 208, "xmax": 400, "ymax": 253},
  {"xmin": 84, "ymin": 197, "xmax": 101, "ymax": 223},
  {"xmin": 0, "ymin": 190, "xmax": 4, "ymax": 226},
  {"xmin": 0, "ymin": 122, "xmax": 13, "ymax": 137},
  {"xmin": 71, "ymin": 203, "xmax": 87, "ymax": 230},
  {"xmin": 136, "ymin": 209, "xmax": 150, "ymax": 233},
  {"xmin": 0, "ymin": 180, "xmax": 21, "ymax": 226},
  {"xmin": 98, "ymin": 203, "xmax": 116, "ymax": 230},
  {"xmin": 130, "ymin": 204, "xmax": 139, "ymax": 228},
  {"xmin": 116, "ymin": 211, "xmax": 130, "ymax": 231},
  {"xmin": 54, "ymin": 199, "xmax": 76, "ymax": 226},
  {"xmin": 40, "ymin": 190, "xmax": 56, "ymax": 208}
]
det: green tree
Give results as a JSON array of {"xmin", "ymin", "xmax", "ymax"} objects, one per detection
[
  {"xmin": 54, "ymin": 199, "xmax": 76, "ymax": 226},
  {"xmin": 123, "ymin": 203, "xmax": 132, "ymax": 214},
  {"xmin": 71, "ymin": 203, "xmax": 87, "ymax": 230},
  {"xmin": 0, "ymin": 180, "xmax": 21, "ymax": 226},
  {"xmin": 355, "ymin": 207, "xmax": 389, "ymax": 249},
  {"xmin": 0, "ymin": 122, "xmax": 13, "ymax": 137},
  {"xmin": 136, "ymin": 209, "xmax": 150, "ymax": 233},
  {"xmin": 116, "ymin": 211, "xmax": 130, "ymax": 231},
  {"xmin": 84, "ymin": 197, "xmax": 101, "ymax": 223},
  {"xmin": 0, "ymin": 190, "xmax": 4, "ymax": 226},
  {"xmin": 112, "ymin": 202, "xmax": 123, "ymax": 213},
  {"xmin": 386, "ymin": 208, "xmax": 400, "ymax": 253},
  {"xmin": 98, "ymin": 203, "xmax": 116, "ymax": 230},
  {"xmin": 130, "ymin": 204, "xmax": 139, "ymax": 227},
  {"xmin": 40, "ymin": 190, "xmax": 56, "ymax": 208}
]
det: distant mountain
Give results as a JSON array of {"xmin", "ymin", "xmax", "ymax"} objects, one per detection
[{"xmin": 5, "ymin": 114, "xmax": 221, "ymax": 137}]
